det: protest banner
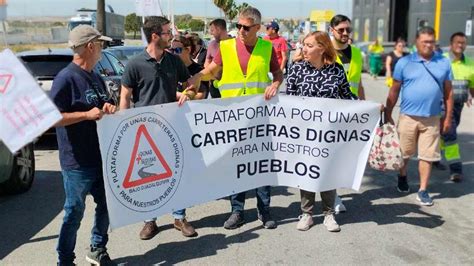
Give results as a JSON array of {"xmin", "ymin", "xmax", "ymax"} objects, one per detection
[
  {"xmin": 97, "ymin": 95, "xmax": 380, "ymax": 229},
  {"xmin": 0, "ymin": 49, "xmax": 61, "ymax": 153}
]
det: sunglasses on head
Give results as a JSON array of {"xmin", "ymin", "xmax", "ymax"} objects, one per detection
[
  {"xmin": 170, "ymin": 47, "xmax": 183, "ymax": 54},
  {"xmin": 334, "ymin": 27, "xmax": 353, "ymax": 34},
  {"xmin": 236, "ymin": 23, "xmax": 256, "ymax": 31}
]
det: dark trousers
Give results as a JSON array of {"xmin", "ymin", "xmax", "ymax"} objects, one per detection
[{"xmin": 230, "ymin": 186, "xmax": 271, "ymax": 215}]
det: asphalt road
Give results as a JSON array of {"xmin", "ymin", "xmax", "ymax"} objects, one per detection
[{"xmin": 1, "ymin": 74, "xmax": 473, "ymax": 265}]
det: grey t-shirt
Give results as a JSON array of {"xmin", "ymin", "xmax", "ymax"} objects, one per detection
[{"xmin": 122, "ymin": 50, "xmax": 190, "ymax": 107}]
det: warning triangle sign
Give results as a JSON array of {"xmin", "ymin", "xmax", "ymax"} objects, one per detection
[
  {"xmin": 123, "ymin": 124, "xmax": 173, "ymax": 189},
  {"xmin": 0, "ymin": 74, "xmax": 13, "ymax": 94}
]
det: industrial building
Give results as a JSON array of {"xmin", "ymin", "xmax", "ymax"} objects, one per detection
[{"xmin": 352, "ymin": 0, "xmax": 474, "ymax": 45}]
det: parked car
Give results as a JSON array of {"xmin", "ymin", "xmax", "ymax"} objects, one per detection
[
  {"xmin": 354, "ymin": 42, "xmax": 397, "ymax": 75},
  {"xmin": 17, "ymin": 49, "xmax": 125, "ymax": 137},
  {"xmin": 17, "ymin": 48, "xmax": 125, "ymax": 103},
  {"xmin": 0, "ymin": 141, "xmax": 35, "ymax": 195},
  {"xmin": 106, "ymin": 45, "xmax": 145, "ymax": 65}
]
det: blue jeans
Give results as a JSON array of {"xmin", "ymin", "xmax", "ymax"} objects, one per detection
[
  {"xmin": 441, "ymin": 101, "xmax": 464, "ymax": 174},
  {"xmin": 230, "ymin": 186, "xmax": 271, "ymax": 215},
  {"xmin": 145, "ymin": 209, "xmax": 186, "ymax": 222},
  {"xmin": 57, "ymin": 167, "xmax": 109, "ymax": 264}
]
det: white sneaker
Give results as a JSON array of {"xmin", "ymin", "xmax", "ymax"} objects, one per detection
[
  {"xmin": 323, "ymin": 213, "xmax": 341, "ymax": 232},
  {"xmin": 296, "ymin": 213, "xmax": 313, "ymax": 231},
  {"xmin": 334, "ymin": 195, "xmax": 346, "ymax": 214}
]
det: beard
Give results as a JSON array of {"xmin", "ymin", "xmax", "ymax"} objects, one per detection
[{"xmin": 155, "ymin": 38, "xmax": 170, "ymax": 50}]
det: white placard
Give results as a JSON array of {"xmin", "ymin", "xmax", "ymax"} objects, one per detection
[
  {"xmin": 134, "ymin": 0, "xmax": 163, "ymax": 16},
  {"xmin": 97, "ymin": 95, "xmax": 380, "ymax": 229},
  {"xmin": 466, "ymin": 20, "xmax": 472, "ymax": 37},
  {"xmin": 0, "ymin": 49, "xmax": 62, "ymax": 153}
]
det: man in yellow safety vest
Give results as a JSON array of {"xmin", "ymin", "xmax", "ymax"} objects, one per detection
[
  {"xmin": 187, "ymin": 6, "xmax": 283, "ymax": 230},
  {"xmin": 329, "ymin": 14, "xmax": 366, "ymax": 213}
]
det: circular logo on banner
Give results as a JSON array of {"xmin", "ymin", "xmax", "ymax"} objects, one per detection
[{"xmin": 105, "ymin": 112, "xmax": 184, "ymax": 212}]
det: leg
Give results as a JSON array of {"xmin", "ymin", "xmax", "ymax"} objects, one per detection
[
  {"xmin": 230, "ymin": 191, "xmax": 246, "ymax": 214},
  {"xmin": 397, "ymin": 115, "xmax": 418, "ymax": 192},
  {"xmin": 415, "ymin": 116, "xmax": 440, "ymax": 206},
  {"xmin": 321, "ymin": 190, "xmax": 340, "ymax": 232},
  {"xmin": 417, "ymin": 116, "xmax": 441, "ymax": 191},
  {"xmin": 443, "ymin": 102, "xmax": 464, "ymax": 178},
  {"xmin": 224, "ymin": 192, "xmax": 246, "ymax": 229},
  {"xmin": 256, "ymin": 186, "xmax": 271, "ymax": 215},
  {"xmin": 300, "ymin": 189, "xmax": 315, "ymax": 215},
  {"xmin": 172, "ymin": 209, "xmax": 186, "ymax": 220},
  {"xmin": 297, "ymin": 189, "xmax": 315, "ymax": 231},
  {"xmin": 256, "ymin": 186, "xmax": 276, "ymax": 229},
  {"xmin": 89, "ymin": 168, "xmax": 109, "ymax": 249},
  {"xmin": 57, "ymin": 168, "xmax": 94, "ymax": 264},
  {"xmin": 320, "ymin": 189, "xmax": 336, "ymax": 215},
  {"xmin": 172, "ymin": 208, "xmax": 197, "ymax": 237},
  {"xmin": 418, "ymin": 160, "xmax": 432, "ymax": 190}
]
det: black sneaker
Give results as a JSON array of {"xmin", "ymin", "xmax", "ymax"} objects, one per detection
[
  {"xmin": 397, "ymin": 175, "xmax": 410, "ymax": 193},
  {"xmin": 223, "ymin": 212, "xmax": 245, "ymax": 229},
  {"xmin": 258, "ymin": 212, "xmax": 277, "ymax": 229},
  {"xmin": 86, "ymin": 247, "xmax": 116, "ymax": 266}
]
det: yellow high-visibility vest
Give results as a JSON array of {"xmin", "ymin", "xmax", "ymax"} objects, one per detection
[
  {"xmin": 218, "ymin": 38, "xmax": 272, "ymax": 98},
  {"xmin": 336, "ymin": 45, "xmax": 363, "ymax": 96}
]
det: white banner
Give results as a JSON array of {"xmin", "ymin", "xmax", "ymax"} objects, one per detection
[
  {"xmin": 134, "ymin": 0, "xmax": 163, "ymax": 16},
  {"xmin": 0, "ymin": 49, "xmax": 62, "ymax": 153},
  {"xmin": 97, "ymin": 95, "xmax": 380, "ymax": 229}
]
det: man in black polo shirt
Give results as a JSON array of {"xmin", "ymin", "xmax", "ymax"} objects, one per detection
[{"xmin": 119, "ymin": 16, "xmax": 197, "ymax": 240}]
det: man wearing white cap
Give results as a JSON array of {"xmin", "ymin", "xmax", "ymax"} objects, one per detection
[{"xmin": 50, "ymin": 24, "xmax": 117, "ymax": 266}]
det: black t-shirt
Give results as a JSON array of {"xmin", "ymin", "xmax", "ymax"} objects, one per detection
[
  {"xmin": 177, "ymin": 61, "xmax": 209, "ymax": 94},
  {"xmin": 122, "ymin": 51, "xmax": 190, "ymax": 107},
  {"xmin": 336, "ymin": 45, "xmax": 352, "ymax": 64},
  {"xmin": 388, "ymin": 51, "xmax": 409, "ymax": 72},
  {"xmin": 50, "ymin": 63, "xmax": 111, "ymax": 170}
]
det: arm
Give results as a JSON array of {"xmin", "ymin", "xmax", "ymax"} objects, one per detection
[
  {"xmin": 280, "ymin": 52, "xmax": 288, "ymax": 72},
  {"xmin": 56, "ymin": 108, "xmax": 103, "ymax": 127},
  {"xmin": 384, "ymin": 80, "xmax": 402, "ymax": 125},
  {"xmin": 119, "ymin": 85, "xmax": 132, "ymax": 110},
  {"xmin": 265, "ymin": 69, "xmax": 283, "ymax": 100},
  {"xmin": 385, "ymin": 55, "xmax": 393, "ymax": 78},
  {"xmin": 358, "ymin": 80, "xmax": 366, "ymax": 100},
  {"xmin": 442, "ymin": 80, "xmax": 453, "ymax": 134},
  {"xmin": 186, "ymin": 61, "xmax": 222, "ymax": 91}
]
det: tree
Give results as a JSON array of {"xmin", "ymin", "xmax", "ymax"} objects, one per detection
[
  {"xmin": 188, "ymin": 19, "xmax": 205, "ymax": 31},
  {"xmin": 124, "ymin": 13, "xmax": 142, "ymax": 39},
  {"xmin": 213, "ymin": 1, "xmax": 250, "ymax": 22}
]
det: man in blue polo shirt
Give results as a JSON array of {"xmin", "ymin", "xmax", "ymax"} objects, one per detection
[{"xmin": 385, "ymin": 26, "xmax": 453, "ymax": 206}]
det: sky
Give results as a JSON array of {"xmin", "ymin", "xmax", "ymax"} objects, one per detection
[{"xmin": 5, "ymin": 0, "xmax": 352, "ymax": 19}]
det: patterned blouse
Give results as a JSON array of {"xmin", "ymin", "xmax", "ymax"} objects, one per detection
[{"xmin": 286, "ymin": 61, "xmax": 358, "ymax": 100}]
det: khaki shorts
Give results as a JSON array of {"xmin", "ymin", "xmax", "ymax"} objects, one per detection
[{"xmin": 397, "ymin": 114, "xmax": 441, "ymax": 162}]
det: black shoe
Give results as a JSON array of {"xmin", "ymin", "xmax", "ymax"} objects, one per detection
[
  {"xmin": 258, "ymin": 212, "xmax": 277, "ymax": 229},
  {"xmin": 397, "ymin": 175, "xmax": 410, "ymax": 193},
  {"xmin": 86, "ymin": 247, "xmax": 116, "ymax": 266},
  {"xmin": 223, "ymin": 212, "xmax": 245, "ymax": 229},
  {"xmin": 432, "ymin": 161, "xmax": 447, "ymax": 171}
]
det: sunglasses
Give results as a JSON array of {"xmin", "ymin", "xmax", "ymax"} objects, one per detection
[
  {"xmin": 170, "ymin": 47, "xmax": 183, "ymax": 54},
  {"xmin": 236, "ymin": 23, "xmax": 257, "ymax": 31},
  {"xmin": 333, "ymin": 27, "xmax": 353, "ymax": 34}
]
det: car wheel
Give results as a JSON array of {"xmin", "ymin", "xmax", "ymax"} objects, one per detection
[{"xmin": 0, "ymin": 143, "xmax": 35, "ymax": 194}]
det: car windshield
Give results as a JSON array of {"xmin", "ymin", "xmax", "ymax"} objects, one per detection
[
  {"xmin": 108, "ymin": 47, "xmax": 143, "ymax": 61},
  {"xmin": 20, "ymin": 55, "xmax": 71, "ymax": 78}
]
